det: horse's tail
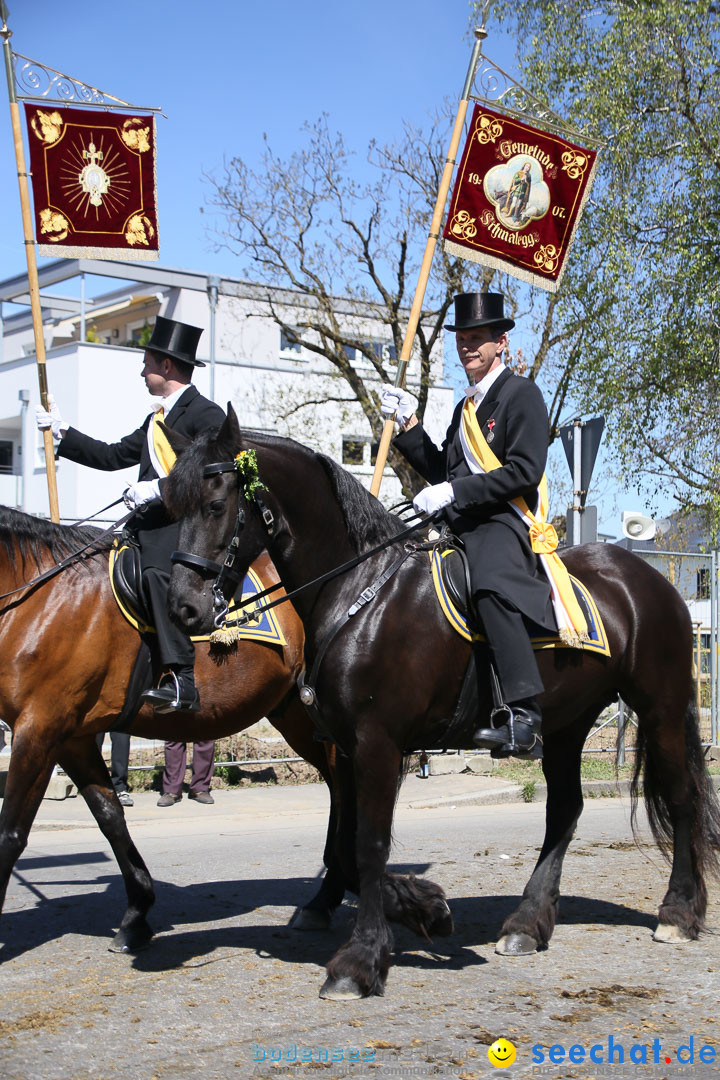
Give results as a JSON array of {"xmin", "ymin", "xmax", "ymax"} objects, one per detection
[{"xmin": 631, "ymin": 699, "xmax": 720, "ymax": 886}]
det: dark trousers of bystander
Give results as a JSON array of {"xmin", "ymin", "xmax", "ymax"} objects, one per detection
[
  {"xmin": 96, "ymin": 731, "xmax": 131, "ymax": 795},
  {"xmin": 161, "ymin": 740, "xmax": 215, "ymax": 796}
]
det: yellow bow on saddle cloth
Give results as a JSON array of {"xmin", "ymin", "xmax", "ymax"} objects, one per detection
[{"xmin": 459, "ymin": 397, "xmax": 589, "ymax": 647}]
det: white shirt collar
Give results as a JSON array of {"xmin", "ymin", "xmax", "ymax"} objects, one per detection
[
  {"xmin": 464, "ymin": 363, "xmax": 506, "ymax": 404},
  {"xmin": 152, "ymin": 384, "xmax": 191, "ymax": 416}
]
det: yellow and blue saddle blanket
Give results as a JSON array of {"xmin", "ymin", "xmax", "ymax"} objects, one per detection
[
  {"xmin": 109, "ymin": 540, "xmax": 286, "ymax": 647},
  {"xmin": 431, "ymin": 546, "xmax": 609, "ymax": 656}
]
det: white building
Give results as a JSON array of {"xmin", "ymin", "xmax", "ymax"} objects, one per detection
[{"xmin": 0, "ymin": 259, "xmax": 454, "ymax": 523}]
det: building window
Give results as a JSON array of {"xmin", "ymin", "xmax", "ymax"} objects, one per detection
[
  {"xmin": 280, "ymin": 329, "xmax": 302, "ymax": 354},
  {"xmin": 697, "ymin": 567, "xmax": 711, "ymax": 600},
  {"xmin": 364, "ymin": 341, "xmax": 384, "ymax": 362},
  {"xmin": 130, "ymin": 322, "xmax": 152, "ymax": 346},
  {"xmin": 700, "ymin": 633, "xmax": 711, "ymax": 675},
  {"xmin": 342, "ymin": 438, "xmax": 366, "ymax": 466},
  {"xmin": 123, "ymin": 319, "xmax": 153, "ymax": 348},
  {"xmin": 343, "ymin": 341, "xmax": 397, "ymax": 367},
  {"xmin": 0, "ymin": 440, "xmax": 12, "ymax": 475}
]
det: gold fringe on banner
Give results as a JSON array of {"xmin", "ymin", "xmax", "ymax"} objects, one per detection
[
  {"xmin": 38, "ymin": 245, "xmax": 159, "ymax": 261},
  {"xmin": 444, "ymin": 239, "xmax": 559, "ymax": 291}
]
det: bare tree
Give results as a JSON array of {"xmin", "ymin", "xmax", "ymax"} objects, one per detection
[
  {"xmin": 206, "ymin": 111, "xmax": 495, "ymax": 495},
  {"xmin": 206, "ymin": 107, "xmax": 602, "ymax": 499}
]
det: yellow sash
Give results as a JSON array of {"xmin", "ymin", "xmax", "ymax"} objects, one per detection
[
  {"xmin": 152, "ymin": 409, "xmax": 177, "ymax": 477},
  {"xmin": 460, "ymin": 398, "xmax": 589, "ymax": 646}
]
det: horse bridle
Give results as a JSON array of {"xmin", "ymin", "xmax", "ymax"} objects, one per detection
[
  {"xmin": 171, "ymin": 456, "xmax": 436, "ymax": 632},
  {"xmin": 171, "ymin": 459, "xmax": 276, "ymax": 628}
]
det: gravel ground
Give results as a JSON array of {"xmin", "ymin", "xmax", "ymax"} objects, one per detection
[{"xmin": 1, "ymin": 789, "xmax": 719, "ymax": 1080}]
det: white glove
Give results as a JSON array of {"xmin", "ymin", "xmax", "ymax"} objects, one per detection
[
  {"xmin": 123, "ymin": 479, "xmax": 161, "ymax": 510},
  {"xmin": 413, "ymin": 481, "xmax": 454, "ymax": 516},
  {"xmin": 35, "ymin": 394, "xmax": 67, "ymax": 439},
  {"xmin": 379, "ymin": 383, "xmax": 418, "ymax": 424}
]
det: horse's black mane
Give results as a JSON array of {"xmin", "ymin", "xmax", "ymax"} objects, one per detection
[
  {"xmin": 165, "ymin": 429, "xmax": 405, "ymax": 552},
  {"xmin": 0, "ymin": 505, "xmax": 108, "ymax": 576},
  {"xmin": 164, "ymin": 426, "xmax": 242, "ymax": 519},
  {"xmin": 315, "ymin": 452, "xmax": 404, "ymax": 551}
]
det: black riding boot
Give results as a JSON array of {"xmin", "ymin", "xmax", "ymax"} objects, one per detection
[
  {"xmin": 141, "ymin": 665, "xmax": 200, "ymax": 714},
  {"xmin": 473, "ymin": 697, "xmax": 543, "ymax": 760}
]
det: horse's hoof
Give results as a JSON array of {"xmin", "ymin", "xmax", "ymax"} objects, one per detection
[
  {"xmin": 429, "ymin": 901, "xmax": 454, "ymax": 937},
  {"xmin": 291, "ymin": 907, "xmax": 332, "ymax": 932},
  {"xmin": 495, "ymin": 933, "xmax": 538, "ymax": 956},
  {"xmin": 653, "ymin": 922, "xmax": 693, "ymax": 944},
  {"xmin": 108, "ymin": 923, "xmax": 153, "ymax": 954},
  {"xmin": 319, "ymin": 975, "xmax": 365, "ymax": 1001}
]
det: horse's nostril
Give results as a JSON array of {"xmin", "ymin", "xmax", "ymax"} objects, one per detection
[
  {"xmin": 180, "ymin": 603, "xmax": 199, "ymax": 627},
  {"xmin": 169, "ymin": 595, "xmax": 200, "ymax": 630}
]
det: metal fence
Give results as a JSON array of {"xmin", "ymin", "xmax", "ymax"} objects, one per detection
[{"xmin": 583, "ymin": 547, "xmax": 720, "ymax": 759}]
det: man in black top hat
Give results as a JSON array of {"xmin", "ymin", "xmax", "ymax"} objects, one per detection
[
  {"xmin": 36, "ymin": 315, "xmax": 225, "ymax": 713},
  {"xmin": 380, "ymin": 293, "xmax": 553, "ymax": 759}
]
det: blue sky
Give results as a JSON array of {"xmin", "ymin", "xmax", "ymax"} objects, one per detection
[
  {"xmin": 0, "ymin": 0, "xmax": 666, "ymax": 535},
  {"xmin": 1, "ymin": 0, "xmax": 497, "ymax": 281}
]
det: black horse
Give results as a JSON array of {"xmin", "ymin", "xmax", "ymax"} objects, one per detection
[{"xmin": 164, "ymin": 406, "xmax": 720, "ymax": 1000}]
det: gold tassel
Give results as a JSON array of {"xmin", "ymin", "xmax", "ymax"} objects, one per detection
[
  {"xmin": 558, "ymin": 627, "xmax": 592, "ymax": 648},
  {"xmin": 209, "ymin": 626, "xmax": 243, "ymax": 646}
]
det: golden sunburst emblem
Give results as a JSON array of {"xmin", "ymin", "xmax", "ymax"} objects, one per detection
[
  {"xmin": 60, "ymin": 132, "xmax": 131, "ymax": 219},
  {"xmin": 78, "ymin": 143, "xmax": 110, "ymax": 207}
]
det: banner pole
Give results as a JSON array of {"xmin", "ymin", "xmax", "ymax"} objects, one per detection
[
  {"xmin": 1, "ymin": 9, "xmax": 60, "ymax": 521},
  {"xmin": 369, "ymin": 26, "xmax": 486, "ymax": 497}
]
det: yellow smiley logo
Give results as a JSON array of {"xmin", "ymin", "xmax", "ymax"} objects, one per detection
[{"xmin": 488, "ymin": 1038, "xmax": 517, "ymax": 1068}]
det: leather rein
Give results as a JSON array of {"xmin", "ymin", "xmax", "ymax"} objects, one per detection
[{"xmin": 170, "ymin": 458, "xmax": 433, "ymax": 631}]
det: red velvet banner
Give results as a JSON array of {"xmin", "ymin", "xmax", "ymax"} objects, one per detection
[
  {"xmin": 443, "ymin": 104, "xmax": 597, "ymax": 292},
  {"xmin": 24, "ymin": 104, "xmax": 159, "ymax": 260}
]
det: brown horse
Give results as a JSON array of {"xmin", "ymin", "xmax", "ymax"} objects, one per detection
[
  {"xmin": 166, "ymin": 408, "xmax": 720, "ymax": 999},
  {"xmin": 0, "ymin": 506, "xmax": 341, "ymax": 952}
]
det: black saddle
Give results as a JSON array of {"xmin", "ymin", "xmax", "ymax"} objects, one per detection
[
  {"xmin": 439, "ymin": 545, "xmax": 476, "ymax": 625},
  {"xmin": 111, "ymin": 539, "xmax": 153, "ymax": 630},
  {"xmin": 438, "ymin": 540, "xmax": 593, "ymax": 635}
]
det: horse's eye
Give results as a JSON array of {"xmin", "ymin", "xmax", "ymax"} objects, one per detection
[{"xmin": 209, "ymin": 500, "xmax": 226, "ymax": 516}]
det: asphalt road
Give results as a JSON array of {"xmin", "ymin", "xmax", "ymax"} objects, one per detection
[{"xmin": 1, "ymin": 786, "xmax": 719, "ymax": 1080}]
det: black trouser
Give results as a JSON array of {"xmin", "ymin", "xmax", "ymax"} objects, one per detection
[
  {"xmin": 473, "ymin": 590, "xmax": 544, "ymax": 703},
  {"xmin": 143, "ymin": 565, "xmax": 195, "ymax": 669},
  {"xmin": 135, "ymin": 512, "xmax": 195, "ymax": 671},
  {"xmin": 96, "ymin": 731, "xmax": 130, "ymax": 795}
]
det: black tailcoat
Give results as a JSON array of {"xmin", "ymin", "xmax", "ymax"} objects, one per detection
[
  {"xmin": 394, "ymin": 368, "xmax": 555, "ymax": 631},
  {"xmin": 59, "ymin": 384, "xmax": 223, "ymax": 480},
  {"xmin": 59, "ymin": 385, "xmax": 225, "ymax": 570}
]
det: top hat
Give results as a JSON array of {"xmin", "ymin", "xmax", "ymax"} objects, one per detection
[
  {"xmin": 444, "ymin": 293, "xmax": 515, "ymax": 334},
  {"xmin": 145, "ymin": 315, "xmax": 205, "ymax": 367}
]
